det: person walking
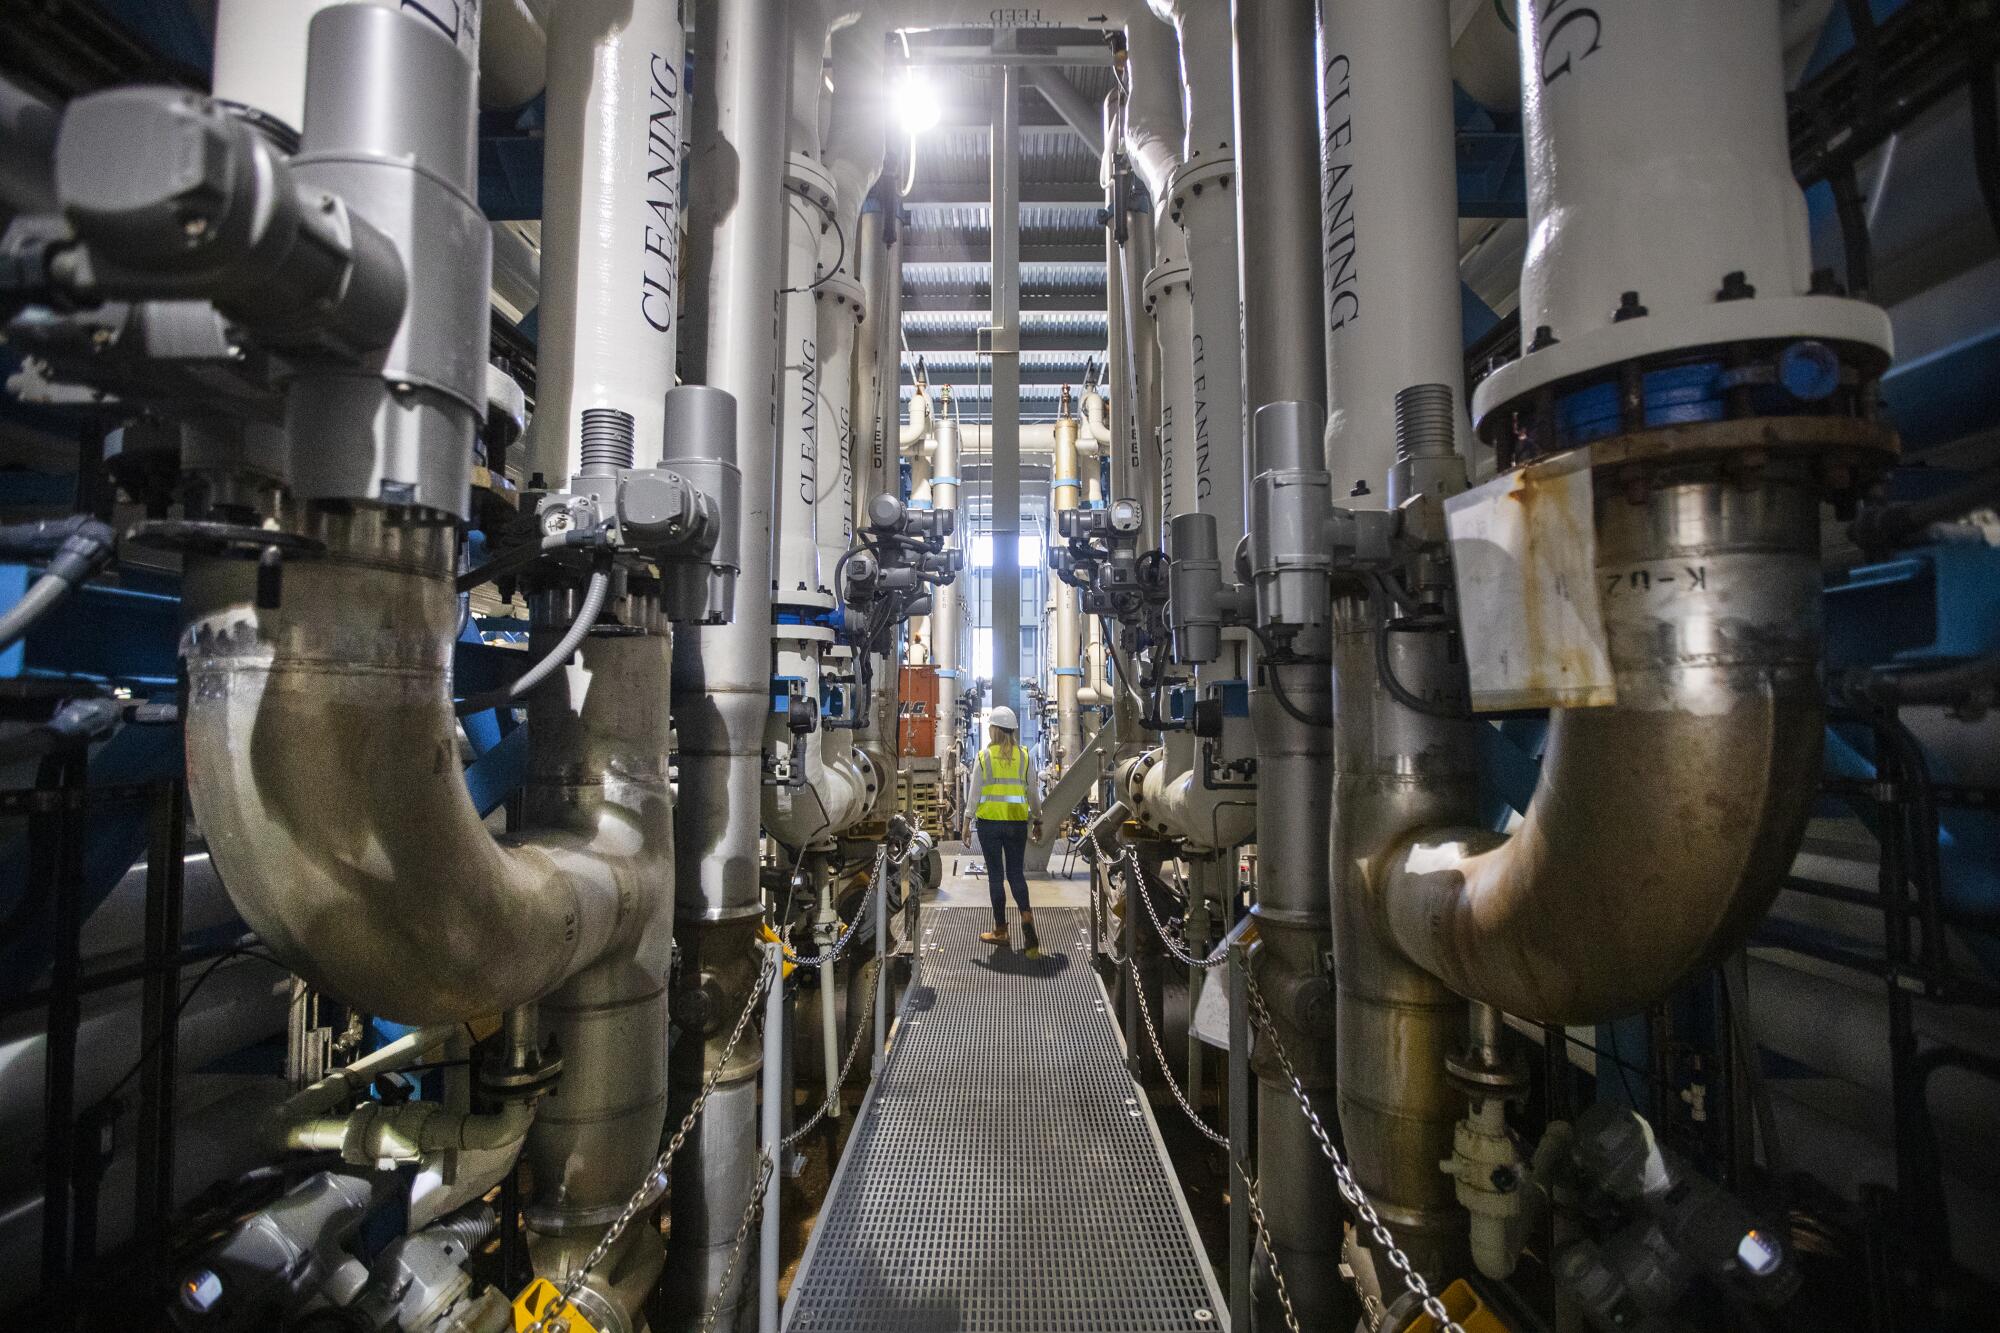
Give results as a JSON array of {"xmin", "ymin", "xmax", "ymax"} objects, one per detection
[{"xmin": 970, "ymin": 706, "xmax": 1042, "ymax": 953}]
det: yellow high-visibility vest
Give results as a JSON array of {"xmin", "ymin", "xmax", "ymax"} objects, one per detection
[{"xmin": 973, "ymin": 744, "xmax": 1032, "ymax": 822}]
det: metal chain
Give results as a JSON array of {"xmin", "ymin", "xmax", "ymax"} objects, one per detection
[
  {"xmin": 697, "ymin": 1149, "xmax": 777, "ymax": 1333},
  {"xmin": 1084, "ymin": 831, "xmax": 1129, "ymax": 968},
  {"xmin": 1087, "ymin": 832, "xmax": 1226, "ymax": 970},
  {"xmin": 524, "ymin": 950, "xmax": 779, "ymax": 1333},
  {"xmin": 1125, "ymin": 848, "xmax": 1227, "ymax": 970},
  {"xmin": 1237, "ymin": 1163, "xmax": 1302, "ymax": 1333},
  {"xmin": 1125, "ymin": 956, "xmax": 1227, "ymax": 1147},
  {"xmin": 784, "ymin": 958, "xmax": 882, "ymax": 1148},
  {"xmin": 783, "ymin": 846, "xmax": 887, "ymax": 970},
  {"xmin": 1244, "ymin": 972, "xmax": 1466, "ymax": 1333}
]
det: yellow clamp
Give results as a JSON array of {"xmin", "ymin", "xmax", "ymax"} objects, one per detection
[
  {"xmin": 512, "ymin": 1278, "xmax": 599, "ymax": 1333},
  {"xmin": 1406, "ymin": 1279, "xmax": 1511, "ymax": 1333},
  {"xmin": 757, "ymin": 920, "xmax": 797, "ymax": 978}
]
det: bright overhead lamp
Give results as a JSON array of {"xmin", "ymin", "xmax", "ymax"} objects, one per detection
[{"xmin": 895, "ymin": 72, "xmax": 942, "ymax": 137}]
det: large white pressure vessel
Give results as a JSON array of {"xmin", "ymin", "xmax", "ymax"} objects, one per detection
[{"xmin": 1474, "ymin": 0, "xmax": 1891, "ymax": 426}]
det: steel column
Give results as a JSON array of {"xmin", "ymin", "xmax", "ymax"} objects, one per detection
[
  {"xmin": 134, "ymin": 778, "xmax": 187, "ymax": 1238},
  {"xmin": 1228, "ymin": 939, "xmax": 1253, "ymax": 1333},
  {"xmin": 990, "ymin": 65, "xmax": 1023, "ymax": 722},
  {"xmin": 759, "ymin": 940, "xmax": 783, "ymax": 1333},
  {"xmin": 671, "ymin": 0, "xmax": 791, "ymax": 1323}
]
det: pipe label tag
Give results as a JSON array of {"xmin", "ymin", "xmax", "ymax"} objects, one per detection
[{"xmin": 1445, "ymin": 451, "xmax": 1617, "ymax": 711}]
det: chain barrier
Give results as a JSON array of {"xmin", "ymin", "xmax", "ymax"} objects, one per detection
[
  {"xmin": 784, "ymin": 958, "xmax": 882, "ymax": 1148},
  {"xmin": 1237, "ymin": 1163, "xmax": 1302, "ymax": 1333},
  {"xmin": 523, "ymin": 947, "xmax": 779, "ymax": 1333},
  {"xmin": 783, "ymin": 846, "xmax": 888, "ymax": 970},
  {"xmin": 1244, "ymin": 971, "xmax": 1466, "ymax": 1333},
  {"xmin": 1086, "ymin": 831, "xmax": 1226, "ymax": 970},
  {"xmin": 697, "ymin": 1149, "xmax": 777, "ymax": 1333},
  {"xmin": 1124, "ymin": 956, "xmax": 1227, "ymax": 1148}
]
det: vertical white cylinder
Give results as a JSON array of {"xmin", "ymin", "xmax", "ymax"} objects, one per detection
[
  {"xmin": 931, "ymin": 420, "xmax": 963, "ymax": 781},
  {"xmin": 776, "ymin": 160, "xmax": 839, "ymax": 607},
  {"xmin": 1170, "ymin": 170, "xmax": 1246, "ymax": 553},
  {"xmin": 1476, "ymin": 0, "xmax": 1891, "ymax": 420},
  {"xmin": 528, "ymin": 0, "xmax": 685, "ymax": 482},
  {"xmin": 1319, "ymin": 0, "xmax": 1468, "ymax": 506},
  {"xmin": 1145, "ymin": 222, "xmax": 1197, "ymax": 523},
  {"xmin": 216, "ymin": 1, "xmax": 481, "ymax": 133},
  {"xmin": 1052, "ymin": 411, "xmax": 1083, "ymax": 768},
  {"xmin": 815, "ymin": 276, "xmax": 865, "ymax": 603}
]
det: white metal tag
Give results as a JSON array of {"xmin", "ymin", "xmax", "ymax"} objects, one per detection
[{"xmin": 1444, "ymin": 451, "xmax": 1617, "ymax": 712}]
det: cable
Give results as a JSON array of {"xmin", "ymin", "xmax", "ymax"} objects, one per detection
[
  {"xmin": 782, "ymin": 213, "xmax": 848, "ymax": 296},
  {"xmin": 1368, "ymin": 575, "xmax": 1472, "ymax": 720},
  {"xmin": 90, "ymin": 945, "xmax": 291, "ymax": 1114},
  {"xmin": 456, "ymin": 565, "xmax": 612, "ymax": 717},
  {"xmin": 0, "ymin": 516, "xmax": 117, "ymax": 653},
  {"xmin": 1246, "ymin": 626, "xmax": 1333, "ymax": 728},
  {"xmin": 1848, "ymin": 462, "xmax": 2000, "ymax": 554},
  {"xmin": 1835, "ymin": 653, "xmax": 2000, "ymax": 709}
]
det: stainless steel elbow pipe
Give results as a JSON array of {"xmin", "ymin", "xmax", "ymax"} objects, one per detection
[
  {"xmin": 1380, "ymin": 469, "xmax": 1826, "ymax": 1025},
  {"xmin": 180, "ymin": 507, "xmax": 674, "ymax": 1025}
]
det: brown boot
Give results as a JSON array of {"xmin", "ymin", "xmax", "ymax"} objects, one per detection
[
  {"xmin": 1020, "ymin": 911, "xmax": 1041, "ymax": 957},
  {"xmin": 979, "ymin": 922, "xmax": 1009, "ymax": 946}
]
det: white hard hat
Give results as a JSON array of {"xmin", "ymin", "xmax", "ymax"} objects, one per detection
[{"xmin": 989, "ymin": 706, "xmax": 1019, "ymax": 731}]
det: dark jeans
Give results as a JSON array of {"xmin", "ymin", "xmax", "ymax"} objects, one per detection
[{"xmin": 975, "ymin": 818, "xmax": 1031, "ymax": 924}]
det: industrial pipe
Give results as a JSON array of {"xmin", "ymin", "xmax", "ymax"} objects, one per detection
[
  {"xmin": 1052, "ymin": 403, "xmax": 1084, "ymax": 771},
  {"xmin": 527, "ymin": 0, "xmax": 687, "ymax": 484},
  {"xmin": 1318, "ymin": 0, "xmax": 1469, "ymax": 506},
  {"xmin": 672, "ymin": 0, "xmax": 793, "ymax": 1321},
  {"xmin": 1382, "ymin": 473, "xmax": 1828, "ymax": 1025},
  {"xmin": 181, "ymin": 512, "xmax": 670, "ymax": 1024},
  {"xmin": 1229, "ymin": 1, "xmax": 1340, "ymax": 1323}
]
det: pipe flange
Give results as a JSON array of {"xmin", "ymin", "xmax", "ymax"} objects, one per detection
[
  {"xmin": 783, "ymin": 153, "xmax": 838, "ymax": 220},
  {"xmin": 1142, "ymin": 256, "xmax": 1192, "ymax": 314},
  {"xmin": 480, "ymin": 1051, "xmax": 565, "ymax": 1103},
  {"xmin": 1577, "ymin": 414, "xmax": 1898, "ymax": 479},
  {"xmin": 125, "ymin": 518, "xmax": 325, "ymax": 561},
  {"xmin": 1166, "ymin": 153, "xmax": 1236, "ymax": 222},
  {"xmin": 814, "ymin": 268, "xmax": 866, "ymax": 320},
  {"xmin": 1445, "ymin": 1045, "xmax": 1531, "ymax": 1102}
]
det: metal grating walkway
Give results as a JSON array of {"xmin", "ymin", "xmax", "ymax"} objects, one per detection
[{"xmin": 783, "ymin": 907, "xmax": 1225, "ymax": 1333}]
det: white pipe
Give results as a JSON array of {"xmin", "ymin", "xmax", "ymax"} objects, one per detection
[
  {"xmin": 900, "ymin": 388, "xmax": 934, "ymax": 448},
  {"xmin": 1476, "ymin": 0, "xmax": 1891, "ymax": 423},
  {"xmin": 1081, "ymin": 390, "xmax": 1112, "ymax": 450},
  {"xmin": 816, "ymin": 277, "xmax": 865, "ymax": 598},
  {"xmin": 1122, "ymin": 10, "xmax": 1184, "ymax": 205},
  {"xmin": 946, "ymin": 421, "xmax": 1106, "ymax": 453},
  {"xmin": 481, "ymin": 0, "xmax": 549, "ymax": 110},
  {"xmin": 0, "ymin": 961, "xmax": 288, "ymax": 1165},
  {"xmin": 776, "ymin": 167, "xmax": 836, "ymax": 605},
  {"xmin": 825, "ymin": 14, "xmax": 891, "ymax": 228},
  {"xmin": 526, "ymin": 0, "xmax": 686, "ymax": 483},
  {"xmin": 931, "ymin": 421, "xmax": 962, "ymax": 777},
  {"xmin": 1149, "ymin": 0, "xmax": 1233, "ymax": 159},
  {"xmin": 1320, "ymin": 0, "xmax": 1470, "ymax": 509},
  {"xmin": 213, "ymin": 1, "xmax": 482, "ymax": 133},
  {"xmin": 1052, "ymin": 411, "xmax": 1083, "ymax": 770},
  {"xmin": 1144, "ymin": 222, "xmax": 1197, "ymax": 522}
]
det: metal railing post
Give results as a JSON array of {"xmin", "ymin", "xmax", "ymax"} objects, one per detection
[
  {"xmin": 759, "ymin": 940, "xmax": 783, "ymax": 1333},
  {"xmin": 873, "ymin": 851, "xmax": 889, "ymax": 1072},
  {"xmin": 1228, "ymin": 939, "xmax": 1252, "ymax": 1333},
  {"xmin": 1124, "ymin": 859, "xmax": 1141, "ymax": 1079}
]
